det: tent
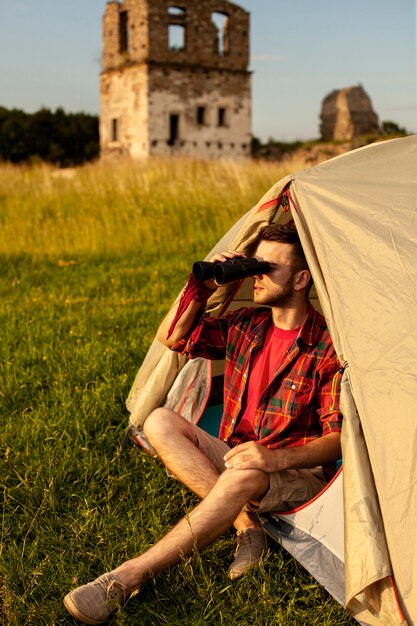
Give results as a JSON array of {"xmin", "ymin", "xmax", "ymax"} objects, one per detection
[{"xmin": 126, "ymin": 135, "xmax": 417, "ymax": 625}]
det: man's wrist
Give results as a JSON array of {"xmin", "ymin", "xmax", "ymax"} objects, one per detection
[
  {"xmin": 271, "ymin": 447, "xmax": 294, "ymax": 472},
  {"xmin": 166, "ymin": 273, "xmax": 216, "ymax": 340},
  {"xmin": 187, "ymin": 273, "xmax": 217, "ymax": 303}
]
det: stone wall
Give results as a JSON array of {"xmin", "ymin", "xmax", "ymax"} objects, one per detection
[
  {"xmin": 320, "ymin": 85, "xmax": 380, "ymax": 141},
  {"xmin": 102, "ymin": 0, "xmax": 249, "ymax": 71},
  {"xmin": 100, "ymin": 0, "xmax": 251, "ymax": 160},
  {"xmin": 147, "ymin": 65, "xmax": 251, "ymax": 158},
  {"xmin": 146, "ymin": 0, "xmax": 249, "ymax": 71},
  {"xmin": 100, "ymin": 65, "xmax": 150, "ymax": 158}
]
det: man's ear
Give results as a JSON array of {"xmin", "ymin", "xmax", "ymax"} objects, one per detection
[{"xmin": 293, "ymin": 269, "xmax": 311, "ymax": 291}]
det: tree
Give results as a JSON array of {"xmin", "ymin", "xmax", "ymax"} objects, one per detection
[
  {"xmin": 380, "ymin": 120, "xmax": 407, "ymax": 136},
  {"xmin": 0, "ymin": 106, "xmax": 99, "ymax": 166}
]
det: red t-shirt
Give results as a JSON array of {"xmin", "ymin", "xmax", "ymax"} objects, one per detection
[{"xmin": 233, "ymin": 322, "xmax": 300, "ymax": 443}]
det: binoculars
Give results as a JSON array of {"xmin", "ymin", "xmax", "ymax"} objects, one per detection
[{"xmin": 192, "ymin": 257, "xmax": 273, "ymax": 285}]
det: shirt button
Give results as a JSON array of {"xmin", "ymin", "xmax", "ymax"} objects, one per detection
[{"xmin": 291, "ymin": 384, "xmax": 296, "ymax": 390}]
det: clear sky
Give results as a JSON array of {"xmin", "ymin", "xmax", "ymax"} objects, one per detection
[{"xmin": 0, "ymin": 0, "xmax": 416, "ymax": 141}]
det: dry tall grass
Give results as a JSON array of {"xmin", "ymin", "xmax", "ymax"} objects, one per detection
[{"xmin": 0, "ymin": 156, "xmax": 308, "ymax": 258}]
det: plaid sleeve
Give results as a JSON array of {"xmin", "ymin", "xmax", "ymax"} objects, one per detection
[
  {"xmin": 316, "ymin": 346, "xmax": 343, "ymax": 435},
  {"xmin": 171, "ymin": 315, "xmax": 228, "ymax": 359},
  {"xmin": 171, "ymin": 307, "xmax": 254, "ymax": 360}
]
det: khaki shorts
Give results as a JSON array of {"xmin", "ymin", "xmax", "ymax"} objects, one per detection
[{"xmin": 194, "ymin": 423, "xmax": 327, "ymax": 513}]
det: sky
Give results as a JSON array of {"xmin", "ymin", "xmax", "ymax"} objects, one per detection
[{"xmin": 0, "ymin": 0, "xmax": 416, "ymax": 141}]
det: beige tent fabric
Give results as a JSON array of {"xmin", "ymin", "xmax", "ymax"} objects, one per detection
[
  {"xmin": 126, "ymin": 337, "xmax": 187, "ymax": 427},
  {"xmin": 340, "ymin": 373, "xmax": 404, "ymax": 625},
  {"xmin": 290, "ymin": 135, "xmax": 417, "ymax": 623}
]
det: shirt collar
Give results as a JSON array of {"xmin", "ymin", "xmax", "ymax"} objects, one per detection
[
  {"xmin": 297, "ymin": 303, "xmax": 318, "ymax": 347},
  {"xmin": 253, "ymin": 304, "xmax": 318, "ymax": 348}
]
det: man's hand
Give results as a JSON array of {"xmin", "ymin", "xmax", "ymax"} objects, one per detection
[
  {"xmin": 203, "ymin": 251, "xmax": 247, "ymax": 289},
  {"xmin": 223, "ymin": 433, "xmax": 341, "ymax": 473},
  {"xmin": 156, "ymin": 249, "xmax": 246, "ymax": 347},
  {"xmin": 223, "ymin": 441, "xmax": 290, "ymax": 473}
]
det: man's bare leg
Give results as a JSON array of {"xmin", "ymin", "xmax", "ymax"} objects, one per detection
[
  {"xmin": 143, "ymin": 408, "xmax": 220, "ymax": 499},
  {"xmin": 143, "ymin": 408, "xmax": 259, "ymax": 531},
  {"xmin": 63, "ymin": 421, "xmax": 269, "ymax": 624},
  {"xmin": 112, "ymin": 465, "xmax": 269, "ymax": 594}
]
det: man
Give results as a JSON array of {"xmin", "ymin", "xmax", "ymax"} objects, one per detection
[{"xmin": 64, "ymin": 224, "xmax": 342, "ymax": 624}]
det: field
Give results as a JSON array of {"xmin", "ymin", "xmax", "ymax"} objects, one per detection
[{"xmin": 0, "ymin": 157, "xmax": 355, "ymax": 625}]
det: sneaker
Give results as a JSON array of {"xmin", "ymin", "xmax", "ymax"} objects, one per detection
[
  {"xmin": 228, "ymin": 528, "xmax": 267, "ymax": 580},
  {"xmin": 63, "ymin": 572, "xmax": 129, "ymax": 624}
]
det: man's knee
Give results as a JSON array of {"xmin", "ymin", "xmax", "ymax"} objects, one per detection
[
  {"xmin": 143, "ymin": 407, "xmax": 197, "ymax": 445},
  {"xmin": 217, "ymin": 467, "xmax": 269, "ymax": 502}
]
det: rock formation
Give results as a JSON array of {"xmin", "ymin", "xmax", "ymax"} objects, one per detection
[{"xmin": 320, "ymin": 85, "xmax": 380, "ymax": 141}]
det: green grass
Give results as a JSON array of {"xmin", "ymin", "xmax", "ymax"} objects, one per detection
[{"xmin": 0, "ymin": 158, "xmax": 355, "ymax": 625}]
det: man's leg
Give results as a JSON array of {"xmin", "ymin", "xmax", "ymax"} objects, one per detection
[
  {"xmin": 143, "ymin": 407, "xmax": 223, "ymax": 499},
  {"xmin": 64, "ymin": 466, "xmax": 269, "ymax": 623},
  {"xmin": 143, "ymin": 408, "xmax": 260, "ymax": 533},
  {"xmin": 112, "ymin": 465, "xmax": 269, "ymax": 593}
]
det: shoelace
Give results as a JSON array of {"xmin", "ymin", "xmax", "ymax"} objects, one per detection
[
  {"xmin": 94, "ymin": 575, "xmax": 127, "ymax": 603},
  {"xmin": 235, "ymin": 530, "xmax": 255, "ymax": 555},
  {"xmin": 235, "ymin": 529, "xmax": 266, "ymax": 555}
]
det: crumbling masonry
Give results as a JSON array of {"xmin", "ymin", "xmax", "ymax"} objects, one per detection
[
  {"xmin": 320, "ymin": 85, "xmax": 380, "ymax": 141},
  {"xmin": 100, "ymin": 0, "xmax": 252, "ymax": 159}
]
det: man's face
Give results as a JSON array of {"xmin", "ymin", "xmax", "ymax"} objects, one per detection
[{"xmin": 253, "ymin": 240, "xmax": 300, "ymax": 307}]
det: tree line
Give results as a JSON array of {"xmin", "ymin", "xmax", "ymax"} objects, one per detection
[
  {"xmin": 0, "ymin": 106, "xmax": 99, "ymax": 167},
  {"xmin": 0, "ymin": 105, "xmax": 408, "ymax": 168}
]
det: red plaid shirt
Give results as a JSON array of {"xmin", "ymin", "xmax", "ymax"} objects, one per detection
[{"xmin": 173, "ymin": 303, "xmax": 342, "ymax": 478}]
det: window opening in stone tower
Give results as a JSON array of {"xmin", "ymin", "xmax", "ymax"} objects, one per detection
[
  {"xmin": 211, "ymin": 12, "xmax": 229, "ymax": 55},
  {"xmin": 169, "ymin": 24, "xmax": 185, "ymax": 50},
  {"xmin": 111, "ymin": 118, "xmax": 119, "ymax": 142},
  {"xmin": 119, "ymin": 10, "xmax": 129, "ymax": 54},
  {"xmin": 197, "ymin": 106, "xmax": 206, "ymax": 126},
  {"xmin": 218, "ymin": 107, "xmax": 227, "ymax": 127},
  {"xmin": 168, "ymin": 114, "xmax": 179, "ymax": 145},
  {"xmin": 168, "ymin": 6, "xmax": 186, "ymax": 16},
  {"xmin": 168, "ymin": 7, "xmax": 186, "ymax": 51}
]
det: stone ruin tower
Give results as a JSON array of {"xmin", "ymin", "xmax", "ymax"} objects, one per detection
[
  {"xmin": 100, "ymin": 0, "xmax": 251, "ymax": 159},
  {"xmin": 320, "ymin": 85, "xmax": 380, "ymax": 141}
]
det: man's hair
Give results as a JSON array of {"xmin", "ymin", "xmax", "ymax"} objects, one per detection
[{"xmin": 256, "ymin": 223, "xmax": 308, "ymax": 274}]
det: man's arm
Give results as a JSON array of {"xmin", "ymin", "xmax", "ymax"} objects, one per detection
[
  {"xmin": 156, "ymin": 251, "xmax": 245, "ymax": 349},
  {"xmin": 223, "ymin": 433, "xmax": 341, "ymax": 472},
  {"xmin": 157, "ymin": 297, "xmax": 206, "ymax": 349}
]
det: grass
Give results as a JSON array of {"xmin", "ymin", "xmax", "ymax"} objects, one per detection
[
  {"xmin": 0, "ymin": 157, "xmax": 355, "ymax": 625},
  {"xmin": 0, "ymin": 157, "xmax": 292, "ymax": 258}
]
